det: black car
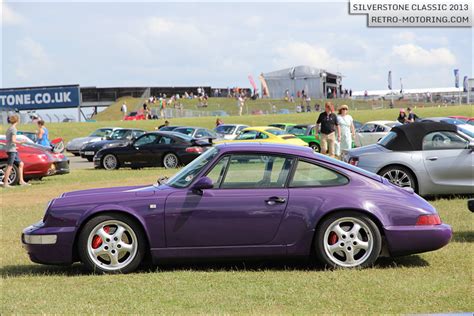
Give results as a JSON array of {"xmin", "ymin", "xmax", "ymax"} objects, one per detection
[
  {"xmin": 157, "ymin": 125, "xmax": 182, "ymax": 131},
  {"xmin": 94, "ymin": 131, "xmax": 212, "ymax": 170},
  {"xmin": 80, "ymin": 128, "xmax": 146, "ymax": 161}
]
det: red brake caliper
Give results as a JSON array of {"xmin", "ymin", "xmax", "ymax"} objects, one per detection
[
  {"xmin": 92, "ymin": 226, "xmax": 110, "ymax": 249},
  {"xmin": 328, "ymin": 231, "xmax": 338, "ymax": 245}
]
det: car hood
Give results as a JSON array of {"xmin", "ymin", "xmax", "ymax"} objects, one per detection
[
  {"xmin": 85, "ymin": 139, "xmax": 129, "ymax": 149},
  {"xmin": 69, "ymin": 136, "xmax": 102, "ymax": 145}
]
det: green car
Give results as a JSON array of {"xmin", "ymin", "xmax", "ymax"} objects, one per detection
[
  {"xmin": 268, "ymin": 123, "xmax": 296, "ymax": 133},
  {"xmin": 288, "ymin": 124, "xmax": 321, "ymax": 152}
]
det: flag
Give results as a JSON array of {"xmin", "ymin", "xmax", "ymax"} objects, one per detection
[
  {"xmin": 463, "ymin": 76, "xmax": 468, "ymax": 92},
  {"xmin": 388, "ymin": 71, "xmax": 392, "ymax": 90},
  {"xmin": 454, "ymin": 69, "xmax": 459, "ymax": 88},
  {"xmin": 248, "ymin": 75, "xmax": 257, "ymax": 91}
]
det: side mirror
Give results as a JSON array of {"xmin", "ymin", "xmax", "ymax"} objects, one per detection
[{"xmin": 191, "ymin": 176, "xmax": 213, "ymax": 194}]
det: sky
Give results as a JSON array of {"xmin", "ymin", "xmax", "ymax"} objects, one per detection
[{"xmin": 1, "ymin": 1, "xmax": 473, "ymax": 92}]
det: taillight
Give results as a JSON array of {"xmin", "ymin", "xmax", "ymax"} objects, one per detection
[
  {"xmin": 186, "ymin": 147, "xmax": 204, "ymax": 153},
  {"xmin": 38, "ymin": 154, "xmax": 49, "ymax": 161},
  {"xmin": 416, "ymin": 214, "xmax": 441, "ymax": 225},
  {"xmin": 348, "ymin": 157, "xmax": 359, "ymax": 166}
]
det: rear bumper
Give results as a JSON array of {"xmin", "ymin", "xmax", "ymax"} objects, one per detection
[
  {"xmin": 384, "ymin": 223, "xmax": 452, "ymax": 256},
  {"xmin": 54, "ymin": 160, "xmax": 70, "ymax": 175},
  {"xmin": 22, "ymin": 221, "xmax": 76, "ymax": 265}
]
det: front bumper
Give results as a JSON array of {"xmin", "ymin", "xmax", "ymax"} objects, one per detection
[
  {"xmin": 79, "ymin": 150, "xmax": 96, "ymax": 159},
  {"xmin": 54, "ymin": 160, "xmax": 70, "ymax": 175},
  {"xmin": 384, "ymin": 223, "xmax": 452, "ymax": 256},
  {"xmin": 22, "ymin": 221, "xmax": 76, "ymax": 265}
]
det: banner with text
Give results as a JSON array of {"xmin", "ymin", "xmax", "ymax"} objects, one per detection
[{"xmin": 0, "ymin": 85, "xmax": 80, "ymax": 110}]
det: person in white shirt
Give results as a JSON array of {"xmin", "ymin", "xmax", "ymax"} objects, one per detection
[
  {"xmin": 336, "ymin": 104, "xmax": 355, "ymax": 156},
  {"xmin": 121, "ymin": 102, "xmax": 127, "ymax": 120}
]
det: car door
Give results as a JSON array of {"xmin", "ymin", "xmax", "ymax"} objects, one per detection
[
  {"xmin": 422, "ymin": 131, "xmax": 473, "ymax": 190},
  {"xmin": 148, "ymin": 135, "xmax": 176, "ymax": 166},
  {"xmin": 164, "ymin": 154, "xmax": 294, "ymax": 247},
  {"xmin": 126, "ymin": 134, "xmax": 160, "ymax": 166}
]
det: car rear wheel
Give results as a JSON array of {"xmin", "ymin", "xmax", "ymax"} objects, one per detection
[
  {"xmin": 0, "ymin": 163, "xmax": 19, "ymax": 185},
  {"xmin": 379, "ymin": 166, "xmax": 416, "ymax": 191},
  {"xmin": 78, "ymin": 214, "xmax": 146, "ymax": 274},
  {"xmin": 309, "ymin": 142, "xmax": 321, "ymax": 153},
  {"xmin": 163, "ymin": 153, "xmax": 179, "ymax": 169},
  {"xmin": 315, "ymin": 211, "xmax": 381, "ymax": 268},
  {"xmin": 102, "ymin": 154, "xmax": 119, "ymax": 170}
]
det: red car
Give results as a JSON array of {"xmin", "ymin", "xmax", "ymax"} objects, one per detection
[
  {"xmin": 124, "ymin": 111, "xmax": 146, "ymax": 121},
  {"xmin": 0, "ymin": 141, "xmax": 69, "ymax": 185}
]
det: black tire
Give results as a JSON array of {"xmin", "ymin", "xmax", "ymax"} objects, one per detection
[
  {"xmin": 309, "ymin": 142, "xmax": 321, "ymax": 153},
  {"xmin": 86, "ymin": 157, "xmax": 93, "ymax": 162},
  {"xmin": 78, "ymin": 214, "xmax": 146, "ymax": 274},
  {"xmin": 314, "ymin": 211, "xmax": 382, "ymax": 268},
  {"xmin": 162, "ymin": 153, "xmax": 179, "ymax": 169},
  {"xmin": 0, "ymin": 163, "xmax": 20, "ymax": 185},
  {"xmin": 378, "ymin": 165, "xmax": 417, "ymax": 192},
  {"xmin": 102, "ymin": 154, "xmax": 120, "ymax": 170}
]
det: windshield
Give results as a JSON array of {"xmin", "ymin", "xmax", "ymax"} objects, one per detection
[
  {"xmin": 90, "ymin": 128, "xmax": 113, "ymax": 137},
  {"xmin": 288, "ymin": 126, "xmax": 307, "ymax": 136},
  {"xmin": 440, "ymin": 118, "xmax": 464, "ymax": 125},
  {"xmin": 166, "ymin": 147, "xmax": 219, "ymax": 188},
  {"xmin": 266, "ymin": 129, "xmax": 286, "ymax": 136},
  {"xmin": 215, "ymin": 125, "xmax": 236, "ymax": 134},
  {"xmin": 174, "ymin": 128, "xmax": 195, "ymax": 136},
  {"xmin": 109, "ymin": 129, "xmax": 129, "ymax": 140},
  {"xmin": 377, "ymin": 131, "xmax": 397, "ymax": 147},
  {"xmin": 458, "ymin": 126, "xmax": 474, "ymax": 138}
]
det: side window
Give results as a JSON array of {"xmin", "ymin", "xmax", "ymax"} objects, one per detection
[
  {"xmin": 195, "ymin": 129, "xmax": 205, "ymax": 138},
  {"xmin": 158, "ymin": 136, "xmax": 174, "ymax": 144},
  {"xmin": 375, "ymin": 125, "xmax": 385, "ymax": 132},
  {"xmin": 133, "ymin": 131, "xmax": 145, "ymax": 138},
  {"xmin": 134, "ymin": 134, "xmax": 158, "ymax": 147},
  {"xmin": 220, "ymin": 155, "xmax": 293, "ymax": 189},
  {"xmin": 422, "ymin": 131, "xmax": 469, "ymax": 150},
  {"xmin": 256, "ymin": 132, "xmax": 269, "ymax": 139},
  {"xmin": 290, "ymin": 160, "xmax": 348, "ymax": 187},
  {"xmin": 206, "ymin": 156, "xmax": 230, "ymax": 188}
]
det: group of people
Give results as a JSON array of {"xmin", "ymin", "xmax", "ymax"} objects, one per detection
[
  {"xmin": 397, "ymin": 107, "xmax": 419, "ymax": 124},
  {"xmin": 316, "ymin": 102, "xmax": 355, "ymax": 158},
  {"xmin": 2, "ymin": 114, "xmax": 50, "ymax": 188}
]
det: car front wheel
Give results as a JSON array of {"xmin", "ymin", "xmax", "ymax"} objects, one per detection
[
  {"xmin": 315, "ymin": 211, "xmax": 382, "ymax": 268},
  {"xmin": 78, "ymin": 214, "xmax": 146, "ymax": 273},
  {"xmin": 309, "ymin": 142, "xmax": 321, "ymax": 153},
  {"xmin": 102, "ymin": 154, "xmax": 119, "ymax": 170}
]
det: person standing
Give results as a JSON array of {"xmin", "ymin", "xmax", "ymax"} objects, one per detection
[
  {"xmin": 407, "ymin": 107, "xmax": 419, "ymax": 123},
  {"xmin": 215, "ymin": 118, "xmax": 223, "ymax": 127},
  {"xmin": 336, "ymin": 105, "xmax": 355, "ymax": 156},
  {"xmin": 121, "ymin": 101, "xmax": 127, "ymax": 120},
  {"xmin": 36, "ymin": 120, "xmax": 50, "ymax": 147},
  {"xmin": 238, "ymin": 95, "xmax": 244, "ymax": 116},
  {"xmin": 3, "ymin": 115, "xmax": 29, "ymax": 187},
  {"xmin": 316, "ymin": 102, "xmax": 340, "ymax": 157},
  {"xmin": 397, "ymin": 109, "xmax": 408, "ymax": 124}
]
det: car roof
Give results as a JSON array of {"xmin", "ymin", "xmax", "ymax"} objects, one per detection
[
  {"xmin": 243, "ymin": 126, "xmax": 282, "ymax": 132},
  {"xmin": 293, "ymin": 124, "xmax": 315, "ymax": 128},
  {"xmin": 215, "ymin": 142, "xmax": 313, "ymax": 155},
  {"xmin": 387, "ymin": 122, "xmax": 457, "ymax": 151},
  {"xmin": 269, "ymin": 123, "xmax": 295, "ymax": 126}
]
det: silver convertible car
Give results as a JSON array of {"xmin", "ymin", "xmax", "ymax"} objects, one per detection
[{"xmin": 343, "ymin": 122, "xmax": 473, "ymax": 196}]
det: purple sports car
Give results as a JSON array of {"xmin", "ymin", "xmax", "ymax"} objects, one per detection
[{"xmin": 22, "ymin": 143, "xmax": 452, "ymax": 273}]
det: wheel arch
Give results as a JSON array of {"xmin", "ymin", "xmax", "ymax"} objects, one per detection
[
  {"xmin": 72, "ymin": 209, "xmax": 151, "ymax": 263},
  {"xmin": 376, "ymin": 163, "xmax": 419, "ymax": 193},
  {"xmin": 310, "ymin": 207, "xmax": 386, "ymax": 255}
]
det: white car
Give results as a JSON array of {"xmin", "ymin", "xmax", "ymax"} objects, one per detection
[
  {"xmin": 354, "ymin": 121, "xmax": 401, "ymax": 147},
  {"xmin": 214, "ymin": 124, "xmax": 249, "ymax": 140}
]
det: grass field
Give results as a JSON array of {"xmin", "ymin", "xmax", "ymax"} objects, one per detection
[
  {"xmin": 1, "ymin": 105, "xmax": 473, "ymax": 313},
  {"xmin": 1, "ymin": 168, "xmax": 473, "ymax": 314},
  {"xmin": 4, "ymin": 105, "xmax": 473, "ymax": 144}
]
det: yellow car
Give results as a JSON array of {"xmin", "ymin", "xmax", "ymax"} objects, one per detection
[{"xmin": 216, "ymin": 126, "xmax": 308, "ymax": 147}]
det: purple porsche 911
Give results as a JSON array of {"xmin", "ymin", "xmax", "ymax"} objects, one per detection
[{"xmin": 22, "ymin": 143, "xmax": 452, "ymax": 273}]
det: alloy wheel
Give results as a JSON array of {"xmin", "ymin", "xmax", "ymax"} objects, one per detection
[
  {"xmin": 382, "ymin": 169, "xmax": 412, "ymax": 188},
  {"xmin": 103, "ymin": 154, "xmax": 118, "ymax": 170},
  {"xmin": 163, "ymin": 153, "xmax": 178, "ymax": 169}
]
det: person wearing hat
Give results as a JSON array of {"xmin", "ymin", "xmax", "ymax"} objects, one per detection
[
  {"xmin": 336, "ymin": 104, "xmax": 355, "ymax": 156},
  {"xmin": 397, "ymin": 108, "xmax": 408, "ymax": 124}
]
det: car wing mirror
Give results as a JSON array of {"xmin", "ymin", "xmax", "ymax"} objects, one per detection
[{"xmin": 191, "ymin": 176, "xmax": 213, "ymax": 195}]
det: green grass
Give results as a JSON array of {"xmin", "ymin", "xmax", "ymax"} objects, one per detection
[
  {"xmin": 1, "ymin": 168, "xmax": 473, "ymax": 314},
  {"xmin": 5, "ymin": 105, "xmax": 473, "ymax": 144}
]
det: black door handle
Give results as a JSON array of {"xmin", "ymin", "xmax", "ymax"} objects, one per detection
[{"xmin": 265, "ymin": 196, "xmax": 286, "ymax": 205}]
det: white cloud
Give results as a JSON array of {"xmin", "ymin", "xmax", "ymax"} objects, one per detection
[
  {"xmin": 244, "ymin": 15, "xmax": 263, "ymax": 28},
  {"xmin": 391, "ymin": 44, "xmax": 456, "ymax": 67},
  {"xmin": 15, "ymin": 38, "xmax": 54, "ymax": 81},
  {"xmin": 273, "ymin": 41, "xmax": 360, "ymax": 71},
  {"xmin": 2, "ymin": 3, "xmax": 26, "ymax": 25},
  {"xmin": 393, "ymin": 31, "xmax": 416, "ymax": 42},
  {"xmin": 144, "ymin": 17, "xmax": 203, "ymax": 41}
]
